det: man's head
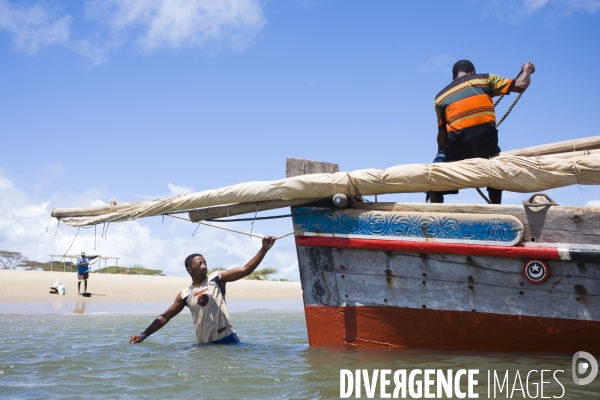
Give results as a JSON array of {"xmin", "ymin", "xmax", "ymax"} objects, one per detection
[
  {"xmin": 185, "ymin": 253, "xmax": 207, "ymax": 280},
  {"xmin": 81, "ymin": 251, "xmax": 86, "ymax": 257},
  {"xmin": 452, "ymin": 60, "xmax": 476, "ymax": 80}
]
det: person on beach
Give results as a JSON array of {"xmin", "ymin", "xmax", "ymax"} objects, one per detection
[
  {"xmin": 76, "ymin": 251, "xmax": 98, "ymax": 294},
  {"xmin": 428, "ymin": 59, "xmax": 535, "ymax": 204},
  {"xmin": 129, "ymin": 236, "xmax": 277, "ymax": 345}
]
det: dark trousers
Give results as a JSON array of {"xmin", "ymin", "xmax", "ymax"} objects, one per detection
[{"xmin": 428, "ymin": 151, "xmax": 502, "ymax": 204}]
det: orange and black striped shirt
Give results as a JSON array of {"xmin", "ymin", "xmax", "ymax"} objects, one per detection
[{"xmin": 435, "ymin": 73, "xmax": 514, "ymax": 159}]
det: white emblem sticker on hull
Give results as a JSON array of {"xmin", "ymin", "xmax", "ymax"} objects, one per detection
[{"xmin": 523, "ymin": 259, "xmax": 550, "ymax": 284}]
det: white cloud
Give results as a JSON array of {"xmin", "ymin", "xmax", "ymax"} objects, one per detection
[
  {"xmin": 168, "ymin": 182, "xmax": 194, "ymax": 196},
  {"xmin": 85, "ymin": 0, "xmax": 266, "ymax": 52},
  {"xmin": 0, "ymin": 173, "xmax": 299, "ymax": 281},
  {"xmin": 418, "ymin": 53, "xmax": 453, "ymax": 74},
  {"xmin": 0, "ymin": 0, "xmax": 266, "ymax": 64},
  {"xmin": 586, "ymin": 199, "xmax": 600, "ymax": 206},
  {"xmin": 0, "ymin": 0, "xmax": 71, "ymax": 53}
]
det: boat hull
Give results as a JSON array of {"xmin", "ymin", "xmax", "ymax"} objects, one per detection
[
  {"xmin": 304, "ymin": 305, "xmax": 600, "ymax": 351},
  {"xmin": 293, "ymin": 207, "xmax": 600, "ymax": 351}
]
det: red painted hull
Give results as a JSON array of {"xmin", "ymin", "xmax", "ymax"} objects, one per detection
[{"xmin": 304, "ymin": 305, "xmax": 600, "ymax": 352}]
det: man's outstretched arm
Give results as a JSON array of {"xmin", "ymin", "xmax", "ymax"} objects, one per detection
[
  {"xmin": 130, "ymin": 293, "xmax": 186, "ymax": 343},
  {"xmin": 513, "ymin": 61, "xmax": 535, "ymax": 93},
  {"xmin": 219, "ymin": 236, "xmax": 276, "ymax": 284}
]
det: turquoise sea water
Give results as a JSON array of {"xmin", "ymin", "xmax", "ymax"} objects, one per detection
[{"xmin": 1, "ymin": 302, "xmax": 599, "ymax": 399}]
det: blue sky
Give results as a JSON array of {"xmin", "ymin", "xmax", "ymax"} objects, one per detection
[{"xmin": 1, "ymin": 0, "xmax": 599, "ymax": 279}]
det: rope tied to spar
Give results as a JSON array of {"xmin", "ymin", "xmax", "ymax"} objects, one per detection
[
  {"xmin": 167, "ymin": 214, "xmax": 295, "ymax": 240},
  {"xmin": 346, "ymin": 172, "xmax": 361, "ymax": 197}
]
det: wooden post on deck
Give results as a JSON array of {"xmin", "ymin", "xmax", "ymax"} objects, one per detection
[
  {"xmin": 286, "ymin": 158, "xmax": 340, "ymax": 178},
  {"xmin": 286, "ymin": 158, "xmax": 341, "ymax": 321}
]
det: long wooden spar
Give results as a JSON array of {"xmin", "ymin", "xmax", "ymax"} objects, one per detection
[{"xmin": 50, "ymin": 136, "xmax": 600, "ymax": 223}]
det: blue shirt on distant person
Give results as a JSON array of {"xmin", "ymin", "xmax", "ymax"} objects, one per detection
[{"xmin": 77, "ymin": 257, "xmax": 91, "ymax": 274}]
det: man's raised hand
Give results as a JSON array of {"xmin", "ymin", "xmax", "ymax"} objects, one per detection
[
  {"xmin": 262, "ymin": 236, "xmax": 276, "ymax": 251},
  {"xmin": 522, "ymin": 61, "xmax": 535, "ymax": 74}
]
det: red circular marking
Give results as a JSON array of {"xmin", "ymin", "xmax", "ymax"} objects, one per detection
[{"xmin": 523, "ymin": 259, "xmax": 549, "ymax": 284}]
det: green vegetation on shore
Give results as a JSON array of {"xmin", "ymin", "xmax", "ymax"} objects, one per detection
[
  {"xmin": 21, "ymin": 261, "xmax": 77, "ymax": 272},
  {"xmin": 95, "ymin": 266, "xmax": 164, "ymax": 275},
  {"xmin": 245, "ymin": 268, "xmax": 278, "ymax": 280},
  {"xmin": 0, "ymin": 251, "xmax": 164, "ymax": 275},
  {"xmin": 21, "ymin": 262, "xmax": 163, "ymax": 275}
]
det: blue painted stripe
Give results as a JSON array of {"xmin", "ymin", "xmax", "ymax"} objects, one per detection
[{"xmin": 292, "ymin": 207, "xmax": 522, "ymax": 244}]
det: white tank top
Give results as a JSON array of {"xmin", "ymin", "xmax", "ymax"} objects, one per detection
[{"xmin": 181, "ymin": 276, "xmax": 235, "ymax": 343}]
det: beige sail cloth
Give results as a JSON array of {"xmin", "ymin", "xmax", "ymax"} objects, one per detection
[{"xmin": 53, "ymin": 154, "xmax": 600, "ymax": 227}]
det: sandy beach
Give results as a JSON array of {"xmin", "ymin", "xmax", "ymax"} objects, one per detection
[{"xmin": 0, "ymin": 270, "xmax": 303, "ymax": 305}]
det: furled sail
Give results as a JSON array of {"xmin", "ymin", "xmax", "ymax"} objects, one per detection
[{"xmin": 52, "ymin": 153, "xmax": 600, "ymax": 227}]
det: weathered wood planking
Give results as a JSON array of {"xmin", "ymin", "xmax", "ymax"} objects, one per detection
[
  {"xmin": 286, "ymin": 157, "xmax": 340, "ymax": 178},
  {"xmin": 336, "ymin": 271, "xmax": 599, "ymax": 321},
  {"xmin": 295, "ymin": 232, "xmax": 341, "ymax": 307},
  {"xmin": 188, "ymin": 198, "xmax": 324, "ymax": 221},
  {"xmin": 332, "ymin": 248, "xmax": 600, "ymax": 281},
  {"xmin": 289, "ymin": 159, "xmax": 342, "ymax": 309},
  {"xmin": 331, "ymin": 247, "xmax": 599, "ymax": 300},
  {"xmin": 352, "ymin": 202, "xmax": 600, "ymax": 245},
  {"xmin": 296, "ymin": 245, "xmax": 600, "ymax": 320}
]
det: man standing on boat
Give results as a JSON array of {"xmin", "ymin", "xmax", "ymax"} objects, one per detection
[
  {"xmin": 129, "ymin": 236, "xmax": 277, "ymax": 345},
  {"xmin": 429, "ymin": 60, "xmax": 535, "ymax": 204}
]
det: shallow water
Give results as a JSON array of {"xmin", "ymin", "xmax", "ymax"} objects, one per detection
[{"xmin": 1, "ymin": 307, "xmax": 599, "ymax": 399}]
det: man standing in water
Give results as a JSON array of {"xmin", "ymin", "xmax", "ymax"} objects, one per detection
[
  {"xmin": 130, "ymin": 236, "xmax": 277, "ymax": 344},
  {"xmin": 76, "ymin": 251, "xmax": 98, "ymax": 295},
  {"xmin": 429, "ymin": 60, "xmax": 535, "ymax": 204}
]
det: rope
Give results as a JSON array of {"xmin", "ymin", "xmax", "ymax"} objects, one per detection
[
  {"xmin": 494, "ymin": 70, "xmax": 523, "ymax": 128},
  {"xmin": 205, "ymin": 208, "xmax": 328, "ymax": 223},
  {"xmin": 167, "ymin": 214, "xmax": 294, "ymax": 240},
  {"xmin": 346, "ymin": 172, "xmax": 361, "ymax": 197},
  {"xmin": 474, "ymin": 70, "xmax": 524, "ymax": 203},
  {"xmin": 496, "ymin": 93, "xmax": 523, "ymax": 128},
  {"xmin": 493, "ymin": 70, "xmax": 522, "ymax": 108},
  {"xmin": 250, "ymin": 202, "xmax": 258, "ymax": 237},
  {"xmin": 475, "ymin": 188, "xmax": 492, "ymax": 204},
  {"xmin": 57, "ymin": 227, "xmax": 80, "ymax": 263}
]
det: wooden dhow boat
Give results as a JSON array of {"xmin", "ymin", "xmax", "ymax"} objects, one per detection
[{"xmin": 52, "ymin": 136, "xmax": 600, "ymax": 351}]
